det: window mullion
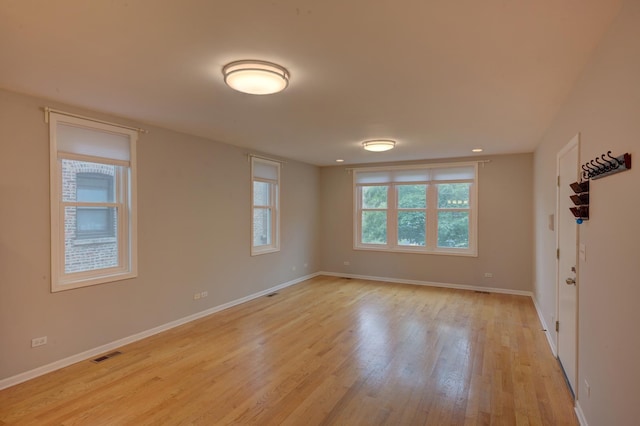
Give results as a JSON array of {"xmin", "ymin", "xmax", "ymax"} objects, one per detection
[
  {"xmin": 271, "ymin": 183, "xmax": 277, "ymax": 246},
  {"xmin": 426, "ymin": 184, "xmax": 438, "ymax": 250},
  {"xmin": 388, "ymin": 185, "xmax": 397, "ymax": 248}
]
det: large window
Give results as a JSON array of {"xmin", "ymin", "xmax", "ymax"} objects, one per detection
[
  {"xmin": 251, "ymin": 157, "xmax": 280, "ymax": 255},
  {"xmin": 49, "ymin": 112, "xmax": 138, "ymax": 291},
  {"xmin": 354, "ymin": 163, "xmax": 477, "ymax": 256}
]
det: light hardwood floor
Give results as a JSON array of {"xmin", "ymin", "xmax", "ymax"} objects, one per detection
[{"xmin": 0, "ymin": 276, "xmax": 577, "ymax": 425}]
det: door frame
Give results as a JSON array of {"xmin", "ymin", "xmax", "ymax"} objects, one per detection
[{"xmin": 555, "ymin": 133, "xmax": 580, "ymax": 398}]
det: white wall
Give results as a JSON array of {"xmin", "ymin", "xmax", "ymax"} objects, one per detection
[
  {"xmin": 0, "ymin": 89, "xmax": 321, "ymax": 380},
  {"xmin": 533, "ymin": 0, "xmax": 640, "ymax": 423}
]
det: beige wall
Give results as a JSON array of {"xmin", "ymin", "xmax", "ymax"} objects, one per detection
[
  {"xmin": 533, "ymin": 0, "xmax": 640, "ymax": 423},
  {"xmin": 0, "ymin": 89, "xmax": 321, "ymax": 380},
  {"xmin": 320, "ymin": 154, "xmax": 533, "ymax": 292}
]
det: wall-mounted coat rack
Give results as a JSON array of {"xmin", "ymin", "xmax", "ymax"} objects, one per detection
[
  {"xmin": 581, "ymin": 151, "xmax": 631, "ymax": 180},
  {"xmin": 570, "ymin": 150, "xmax": 632, "ymax": 224}
]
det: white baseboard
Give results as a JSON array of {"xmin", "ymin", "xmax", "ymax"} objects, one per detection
[
  {"xmin": 0, "ymin": 272, "xmax": 319, "ymax": 391},
  {"xmin": 575, "ymin": 400, "xmax": 588, "ymax": 426},
  {"xmin": 319, "ymin": 271, "xmax": 533, "ymax": 297},
  {"xmin": 532, "ymin": 295, "xmax": 557, "ymax": 357}
]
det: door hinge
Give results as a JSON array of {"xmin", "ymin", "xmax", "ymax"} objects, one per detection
[
  {"xmin": 557, "ymin": 248, "xmax": 560, "ymax": 259},
  {"xmin": 555, "ymin": 321, "xmax": 559, "ymax": 332},
  {"xmin": 557, "ymin": 176, "xmax": 560, "ymax": 187}
]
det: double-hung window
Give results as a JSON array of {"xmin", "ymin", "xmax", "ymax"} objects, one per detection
[
  {"xmin": 354, "ymin": 162, "xmax": 477, "ymax": 256},
  {"xmin": 251, "ymin": 157, "xmax": 280, "ymax": 255},
  {"xmin": 49, "ymin": 112, "xmax": 138, "ymax": 291}
]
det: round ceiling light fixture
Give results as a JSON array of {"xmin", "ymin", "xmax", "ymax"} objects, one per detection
[
  {"xmin": 362, "ymin": 139, "xmax": 396, "ymax": 152},
  {"xmin": 222, "ymin": 60, "xmax": 290, "ymax": 95}
]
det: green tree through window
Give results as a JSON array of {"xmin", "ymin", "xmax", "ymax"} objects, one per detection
[
  {"xmin": 361, "ymin": 186, "xmax": 387, "ymax": 244},
  {"xmin": 397, "ymin": 185, "xmax": 426, "ymax": 246},
  {"xmin": 354, "ymin": 163, "xmax": 477, "ymax": 255},
  {"xmin": 437, "ymin": 183, "xmax": 470, "ymax": 248}
]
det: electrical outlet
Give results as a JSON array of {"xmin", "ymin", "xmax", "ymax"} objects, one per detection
[
  {"xmin": 343, "ymin": 261, "xmax": 350, "ymax": 266},
  {"xmin": 304, "ymin": 263, "xmax": 308, "ymax": 268},
  {"xmin": 31, "ymin": 336, "xmax": 47, "ymax": 347},
  {"xmin": 291, "ymin": 266, "xmax": 296, "ymax": 271},
  {"xmin": 484, "ymin": 272, "xmax": 493, "ymax": 278},
  {"xmin": 200, "ymin": 291, "xmax": 208, "ymax": 298},
  {"xmin": 193, "ymin": 293, "xmax": 201, "ymax": 300}
]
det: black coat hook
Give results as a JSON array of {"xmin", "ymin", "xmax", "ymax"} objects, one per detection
[
  {"xmin": 595, "ymin": 156, "xmax": 608, "ymax": 172},
  {"xmin": 602, "ymin": 153, "xmax": 616, "ymax": 170},
  {"xmin": 606, "ymin": 151, "xmax": 621, "ymax": 168}
]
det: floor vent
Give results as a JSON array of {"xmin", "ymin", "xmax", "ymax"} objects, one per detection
[
  {"xmin": 92, "ymin": 351, "xmax": 122, "ymax": 363},
  {"xmin": 266, "ymin": 292, "xmax": 278, "ymax": 297},
  {"xmin": 474, "ymin": 291, "xmax": 491, "ymax": 295}
]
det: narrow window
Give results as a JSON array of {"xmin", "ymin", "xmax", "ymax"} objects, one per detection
[
  {"xmin": 251, "ymin": 157, "xmax": 280, "ymax": 255},
  {"xmin": 49, "ymin": 113, "xmax": 138, "ymax": 291}
]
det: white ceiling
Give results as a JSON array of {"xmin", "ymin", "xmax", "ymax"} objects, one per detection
[{"xmin": 0, "ymin": 0, "xmax": 621, "ymax": 166}]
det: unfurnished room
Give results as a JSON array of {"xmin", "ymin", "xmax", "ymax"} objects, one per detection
[{"xmin": 0, "ymin": 1, "xmax": 639, "ymax": 425}]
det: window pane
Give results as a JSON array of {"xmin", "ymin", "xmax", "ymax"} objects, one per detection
[
  {"xmin": 361, "ymin": 211, "xmax": 387, "ymax": 244},
  {"xmin": 64, "ymin": 206, "xmax": 119, "ymax": 273},
  {"xmin": 362, "ymin": 186, "xmax": 387, "ymax": 208},
  {"xmin": 253, "ymin": 181, "xmax": 271, "ymax": 206},
  {"xmin": 437, "ymin": 211, "xmax": 469, "ymax": 248},
  {"xmin": 77, "ymin": 174, "xmax": 115, "ymax": 203},
  {"xmin": 62, "ymin": 159, "xmax": 116, "ymax": 202},
  {"xmin": 253, "ymin": 207, "xmax": 272, "ymax": 246},
  {"xmin": 438, "ymin": 183, "xmax": 470, "ymax": 209},
  {"xmin": 398, "ymin": 184, "xmax": 426, "ymax": 208},
  {"xmin": 76, "ymin": 207, "xmax": 115, "ymax": 239},
  {"xmin": 398, "ymin": 211, "xmax": 425, "ymax": 246}
]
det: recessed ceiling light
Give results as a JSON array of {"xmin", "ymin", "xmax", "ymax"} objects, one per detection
[
  {"xmin": 336, "ymin": 159, "xmax": 345, "ymax": 163},
  {"xmin": 362, "ymin": 140, "xmax": 396, "ymax": 152},
  {"xmin": 472, "ymin": 148, "xmax": 484, "ymax": 153},
  {"xmin": 222, "ymin": 60, "xmax": 289, "ymax": 95}
]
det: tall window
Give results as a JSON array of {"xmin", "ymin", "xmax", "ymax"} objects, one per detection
[
  {"xmin": 49, "ymin": 112, "xmax": 138, "ymax": 291},
  {"xmin": 251, "ymin": 157, "xmax": 280, "ymax": 255},
  {"xmin": 354, "ymin": 163, "xmax": 477, "ymax": 256}
]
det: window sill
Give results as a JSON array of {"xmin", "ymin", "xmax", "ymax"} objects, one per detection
[
  {"xmin": 52, "ymin": 269, "xmax": 137, "ymax": 292},
  {"xmin": 354, "ymin": 245, "xmax": 477, "ymax": 257},
  {"xmin": 251, "ymin": 246, "xmax": 280, "ymax": 256}
]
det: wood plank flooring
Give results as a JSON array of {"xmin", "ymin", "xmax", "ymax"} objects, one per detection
[{"xmin": 0, "ymin": 276, "xmax": 577, "ymax": 425}]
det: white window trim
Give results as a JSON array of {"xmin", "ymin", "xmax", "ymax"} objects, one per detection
[
  {"xmin": 353, "ymin": 162, "xmax": 478, "ymax": 257},
  {"xmin": 251, "ymin": 157, "xmax": 280, "ymax": 256},
  {"xmin": 49, "ymin": 113, "xmax": 138, "ymax": 291}
]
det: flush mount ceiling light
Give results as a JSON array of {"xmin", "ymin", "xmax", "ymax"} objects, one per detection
[
  {"xmin": 222, "ymin": 60, "xmax": 290, "ymax": 95},
  {"xmin": 362, "ymin": 139, "xmax": 396, "ymax": 152}
]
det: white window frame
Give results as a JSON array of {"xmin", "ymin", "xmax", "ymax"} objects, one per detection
[
  {"xmin": 251, "ymin": 157, "xmax": 280, "ymax": 256},
  {"xmin": 49, "ymin": 113, "xmax": 138, "ymax": 291},
  {"xmin": 354, "ymin": 162, "xmax": 478, "ymax": 256}
]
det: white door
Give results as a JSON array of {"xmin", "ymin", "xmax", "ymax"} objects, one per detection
[{"xmin": 556, "ymin": 135, "xmax": 579, "ymax": 396}]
